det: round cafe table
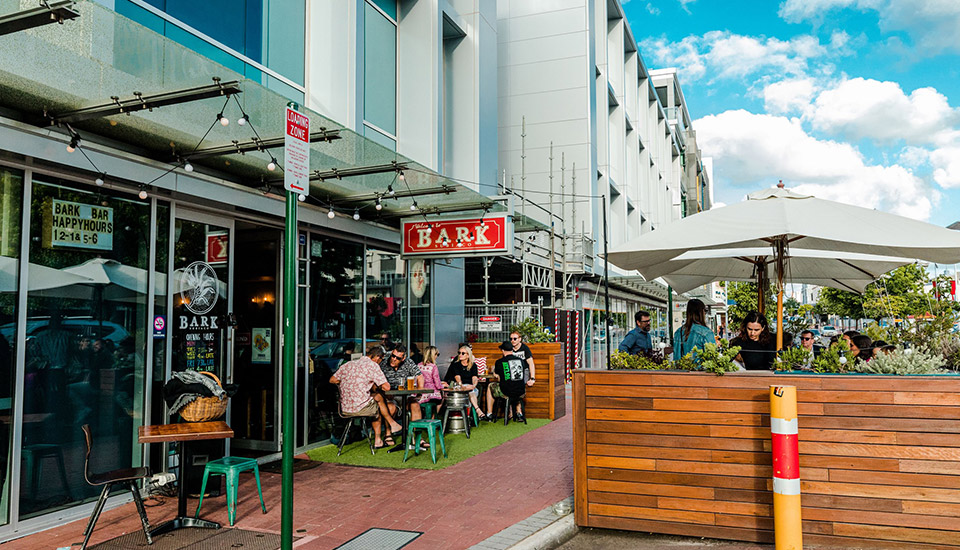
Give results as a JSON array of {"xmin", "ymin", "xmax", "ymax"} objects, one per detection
[
  {"xmin": 383, "ymin": 388, "xmax": 427, "ymax": 453},
  {"xmin": 441, "ymin": 387, "xmax": 474, "ymax": 436}
]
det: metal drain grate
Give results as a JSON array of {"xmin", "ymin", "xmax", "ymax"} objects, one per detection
[
  {"xmin": 91, "ymin": 527, "xmax": 283, "ymax": 550},
  {"xmin": 334, "ymin": 528, "xmax": 422, "ymax": 550}
]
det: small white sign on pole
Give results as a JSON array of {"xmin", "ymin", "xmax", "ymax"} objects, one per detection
[
  {"xmin": 284, "ymin": 106, "xmax": 310, "ymax": 193},
  {"xmin": 478, "ymin": 315, "xmax": 503, "ymax": 332}
]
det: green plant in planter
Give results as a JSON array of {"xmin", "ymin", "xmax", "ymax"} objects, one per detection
[
  {"xmin": 776, "ymin": 347, "xmax": 812, "ymax": 372},
  {"xmin": 854, "ymin": 345, "xmax": 947, "ymax": 375},
  {"xmin": 697, "ymin": 343, "xmax": 742, "ymax": 375},
  {"xmin": 812, "ymin": 341, "xmax": 857, "ymax": 373},
  {"xmin": 610, "ymin": 350, "xmax": 666, "ymax": 370},
  {"xmin": 671, "ymin": 352, "xmax": 698, "ymax": 372},
  {"xmin": 509, "ymin": 318, "xmax": 554, "ymax": 343}
]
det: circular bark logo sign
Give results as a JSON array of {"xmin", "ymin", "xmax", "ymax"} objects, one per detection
[{"xmin": 179, "ymin": 261, "xmax": 220, "ymax": 315}]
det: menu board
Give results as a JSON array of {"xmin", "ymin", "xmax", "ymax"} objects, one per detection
[{"xmin": 182, "ymin": 328, "xmax": 218, "ymax": 371}]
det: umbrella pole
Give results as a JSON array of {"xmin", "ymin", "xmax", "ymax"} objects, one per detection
[{"xmin": 775, "ymin": 238, "xmax": 786, "ymax": 351}]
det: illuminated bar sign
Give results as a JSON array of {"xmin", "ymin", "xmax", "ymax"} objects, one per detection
[
  {"xmin": 43, "ymin": 198, "xmax": 113, "ymax": 251},
  {"xmin": 401, "ymin": 213, "xmax": 512, "ymax": 257}
]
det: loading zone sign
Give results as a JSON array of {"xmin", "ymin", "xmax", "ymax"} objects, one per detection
[{"xmin": 284, "ymin": 106, "xmax": 310, "ymax": 193}]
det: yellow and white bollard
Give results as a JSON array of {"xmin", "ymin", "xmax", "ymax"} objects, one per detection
[{"xmin": 770, "ymin": 385, "xmax": 802, "ymax": 550}]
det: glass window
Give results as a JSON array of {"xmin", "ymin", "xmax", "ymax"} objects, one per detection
[
  {"xmin": 20, "ymin": 179, "xmax": 150, "ymax": 519},
  {"xmin": 366, "ymin": 249, "xmax": 406, "ymax": 347},
  {"xmin": 0, "ymin": 166, "xmax": 22, "ymax": 527},
  {"xmin": 307, "ymin": 236, "xmax": 363, "ymax": 445},
  {"xmin": 363, "ymin": 1, "xmax": 397, "ymax": 136},
  {"xmin": 368, "ymin": 0, "xmax": 397, "ymax": 21},
  {"xmin": 363, "ymin": 125, "xmax": 397, "ymax": 152},
  {"xmin": 408, "ymin": 260, "xmax": 430, "ymax": 363}
]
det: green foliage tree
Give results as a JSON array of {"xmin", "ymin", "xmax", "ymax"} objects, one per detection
[
  {"xmin": 816, "ymin": 264, "xmax": 935, "ymax": 322},
  {"xmin": 725, "ymin": 281, "xmax": 775, "ymax": 329}
]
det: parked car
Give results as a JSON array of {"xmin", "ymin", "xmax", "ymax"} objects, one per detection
[
  {"xmin": 0, "ymin": 317, "xmax": 130, "ymax": 346},
  {"xmin": 820, "ymin": 325, "xmax": 838, "ymax": 337},
  {"xmin": 310, "ymin": 338, "xmax": 377, "ymax": 373}
]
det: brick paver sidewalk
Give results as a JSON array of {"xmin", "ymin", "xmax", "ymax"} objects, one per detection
[{"xmin": 6, "ymin": 407, "xmax": 573, "ymax": 550}]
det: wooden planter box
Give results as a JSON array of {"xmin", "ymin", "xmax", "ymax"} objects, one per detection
[
  {"xmin": 573, "ymin": 370, "xmax": 960, "ymax": 549},
  {"xmin": 472, "ymin": 342, "xmax": 566, "ymax": 420}
]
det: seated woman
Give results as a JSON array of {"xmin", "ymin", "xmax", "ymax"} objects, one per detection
[
  {"xmin": 730, "ymin": 311, "xmax": 777, "ymax": 370},
  {"xmin": 417, "ymin": 345, "xmax": 443, "ymax": 418},
  {"xmin": 850, "ymin": 334, "xmax": 874, "ymax": 363},
  {"xmin": 444, "ymin": 344, "xmax": 487, "ymax": 420},
  {"xmin": 672, "ymin": 299, "xmax": 717, "ymax": 360}
]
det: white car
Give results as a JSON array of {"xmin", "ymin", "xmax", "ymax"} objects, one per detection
[{"xmin": 820, "ymin": 325, "xmax": 838, "ymax": 337}]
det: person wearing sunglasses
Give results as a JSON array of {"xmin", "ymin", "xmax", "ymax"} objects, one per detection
[
  {"xmin": 444, "ymin": 345, "xmax": 487, "ymax": 420},
  {"xmin": 378, "ymin": 344, "xmax": 424, "ymax": 422},
  {"xmin": 799, "ymin": 329, "xmax": 824, "ymax": 359},
  {"xmin": 505, "ymin": 331, "xmax": 536, "ymax": 388}
]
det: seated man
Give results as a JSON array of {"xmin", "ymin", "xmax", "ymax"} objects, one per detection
[
  {"xmin": 379, "ymin": 344, "xmax": 424, "ymax": 422},
  {"xmin": 330, "ymin": 345, "xmax": 403, "ymax": 448},
  {"xmin": 486, "ymin": 341, "xmax": 530, "ymax": 422}
]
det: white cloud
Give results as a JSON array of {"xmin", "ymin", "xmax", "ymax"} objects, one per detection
[
  {"xmin": 809, "ymin": 78, "xmax": 959, "ymax": 144},
  {"xmin": 645, "ymin": 3, "xmax": 660, "ymax": 15},
  {"xmin": 780, "ymin": 0, "xmax": 960, "ymax": 55},
  {"xmin": 763, "ymin": 78, "xmax": 817, "ymax": 115},
  {"xmin": 640, "ymin": 31, "xmax": 842, "ymax": 84},
  {"xmin": 694, "ymin": 109, "xmax": 936, "ymax": 220},
  {"xmin": 930, "ymin": 147, "xmax": 960, "ymax": 188}
]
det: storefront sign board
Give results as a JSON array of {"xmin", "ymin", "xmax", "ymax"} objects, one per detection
[
  {"xmin": 478, "ymin": 315, "xmax": 502, "ymax": 331},
  {"xmin": 284, "ymin": 106, "xmax": 310, "ymax": 193},
  {"xmin": 43, "ymin": 198, "xmax": 113, "ymax": 251},
  {"xmin": 401, "ymin": 213, "xmax": 511, "ymax": 258}
]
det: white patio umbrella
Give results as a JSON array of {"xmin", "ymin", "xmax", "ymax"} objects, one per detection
[
  {"xmin": 645, "ymin": 248, "xmax": 914, "ymax": 294},
  {"xmin": 607, "ymin": 185, "xmax": 960, "ymax": 349},
  {"xmin": 0, "ymin": 256, "xmax": 95, "ymax": 293}
]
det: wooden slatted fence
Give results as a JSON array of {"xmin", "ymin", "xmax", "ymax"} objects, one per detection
[{"xmin": 573, "ymin": 370, "xmax": 960, "ymax": 549}]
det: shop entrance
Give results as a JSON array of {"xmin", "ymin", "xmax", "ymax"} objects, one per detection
[{"xmin": 229, "ymin": 221, "xmax": 281, "ymax": 452}]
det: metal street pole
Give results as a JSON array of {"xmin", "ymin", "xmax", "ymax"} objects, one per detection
[
  {"xmin": 281, "ymin": 189, "xmax": 296, "ymax": 549},
  {"xmin": 602, "ymin": 195, "xmax": 611, "ymax": 367}
]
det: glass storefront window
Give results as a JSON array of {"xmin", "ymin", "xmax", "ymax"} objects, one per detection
[
  {"xmin": 366, "ymin": 249, "xmax": 406, "ymax": 347},
  {"xmin": 0, "ymin": 166, "xmax": 22, "ymax": 526},
  {"xmin": 20, "ymin": 178, "xmax": 150, "ymax": 519},
  {"xmin": 306, "ymin": 236, "xmax": 363, "ymax": 445},
  {"xmin": 408, "ymin": 260, "xmax": 430, "ymax": 363}
]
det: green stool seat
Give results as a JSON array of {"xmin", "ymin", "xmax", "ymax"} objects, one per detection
[
  {"xmin": 403, "ymin": 419, "xmax": 447, "ymax": 464},
  {"xmin": 195, "ymin": 456, "xmax": 267, "ymax": 526}
]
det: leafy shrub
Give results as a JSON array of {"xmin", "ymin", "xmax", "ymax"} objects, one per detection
[
  {"xmin": 509, "ymin": 317, "xmax": 554, "ymax": 344},
  {"xmin": 854, "ymin": 346, "xmax": 947, "ymax": 375},
  {"xmin": 811, "ymin": 341, "xmax": 857, "ymax": 373},
  {"xmin": 609, "ymin": 351, "xmax": 666, "ymax": 371},
  {"xmin": 776, "ymin": 347, "xmax": 812, "ymax": 371}
]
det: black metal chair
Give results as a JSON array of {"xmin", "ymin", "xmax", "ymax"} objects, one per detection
[
  {"xmin": 492, "ymin": 394, "xmax": 528, "ymax": 426},
  {"xmin": 80, "ymin": 424, "xmax": 153, "ymax": 550},
  {"xmin": 336, "ymin": 400, "xmax": 379, "ymax": 456}
]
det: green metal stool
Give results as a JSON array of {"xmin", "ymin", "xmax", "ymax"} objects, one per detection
[
  {"xmin": 422, "ymin": 401, "xmax": 438, "ymax": 420},
  {"xmin": 403, "ymin": 419, "xmax": 447, "ymax": 464},
  {"xmin": 195, "ymin": 457, "xmax": 267, "ymax": 526}
]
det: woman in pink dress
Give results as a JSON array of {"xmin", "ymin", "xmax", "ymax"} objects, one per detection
[{"xmin": 417, "ymin": 346, "xmax": 444, "ymax": 418}]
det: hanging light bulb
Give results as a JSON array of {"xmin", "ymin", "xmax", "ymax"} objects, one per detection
[
  {"xmin": 398, "ymin": 170, "xmax": 405, "ymax": 182},
  {"xmin": 353, "ymin": 208, "xmax": 360, "ymax": 221},
  {"xmin": 217, "ymin": 113, "xmax": 229, "ymax": 126},
  {"xmin": 184, "ymin": 161, "xmax": 194, "ymax": 172},
  {"xmin": 298, "ymin": 194, "xmax": 306, "ymax": 202},
  {"xmin": 410, "ymin": 202, "xmax": 417, "ymax": 211},
  {"xmin": 66, "ymin": 135, "xmax": 79, "ymax": 153},
  {"xmin": 237, "ymin": 114, "xmax": 248, "ymax": 126},
  {"xmin": 375, "ymin": 197, "xmax": 383, "ymax": 211},
  {"xmin": 267, "ymin": 158, "xmax": 277, "ymax": 171},
  {"xmin": 95, "ymin": 174, "xmax": 104, "ymax": 186},
  {"xmin": 387, "ymin": 184, "xmax": 395, "ymax": 196},
  {"xmin": 138, "ymin": 187, "xmax": 148, "ymax": 200},
  {"xmin": 327, "ymin": 207, "xmax": 335, "ymax": 219}
]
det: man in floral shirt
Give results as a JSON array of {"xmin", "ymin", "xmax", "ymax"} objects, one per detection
[{"xmin": 330, "ymin": 346, "xmax": 403, "ymax": 448}]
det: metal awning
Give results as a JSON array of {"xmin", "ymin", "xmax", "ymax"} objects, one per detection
[{"xmin": 0, "ymin": 0, "xmax": 502, "ymax": 223}]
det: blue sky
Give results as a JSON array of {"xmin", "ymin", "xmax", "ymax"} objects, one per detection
[{"xmin": 622, "ymin": 0, "xmax": 960, "ymax": 227}]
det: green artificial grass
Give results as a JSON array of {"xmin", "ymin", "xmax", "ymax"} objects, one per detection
[{"xmin": 305, "ymin": 418, "xmax": 550, "ymax": 470}]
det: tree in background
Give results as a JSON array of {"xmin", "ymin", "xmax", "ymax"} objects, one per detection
[
  {"xmin": 816, "ymin": 264, "xmax": 934, "ymax": 322},
  {"xmin": 725, "ymin": 281, "xmax": 775, "ymax": 330}
]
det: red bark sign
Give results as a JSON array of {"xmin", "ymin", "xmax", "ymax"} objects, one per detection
[{"xmin": 401, "ymin": 214, "xmax": 511, "ymax": 257}]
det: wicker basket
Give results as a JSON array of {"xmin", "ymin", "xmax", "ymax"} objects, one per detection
[{"xmin": 179, "ymin": 371, "xmax": 228, "ymax": 422}]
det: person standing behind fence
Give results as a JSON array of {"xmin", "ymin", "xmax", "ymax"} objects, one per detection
[
  {"xmin": 618, "ymin": 311, "xmax": 652, "ymax": 355},
  {"xmin": 730, "ymin": 311, "xmax": 776, "ymax": 370},
  {"xmin": 672, "ymin": 300, "xmax": 717, "ymax": 361}
]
